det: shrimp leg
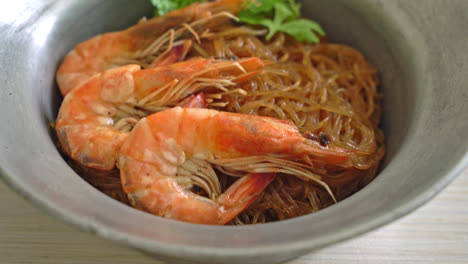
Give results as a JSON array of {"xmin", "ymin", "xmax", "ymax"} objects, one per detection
[{"xmin": 121, "ymin": 149, "xmax": 275, "ymax": 225}]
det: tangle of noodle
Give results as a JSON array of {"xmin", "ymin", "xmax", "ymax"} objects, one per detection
[
  {"xmin": 182, "ymin": 24, "xmax": 385, "ymax": 224},
  {"xmin": 57, "ymin": 20, "xmax": 385, "ymax": 225}
]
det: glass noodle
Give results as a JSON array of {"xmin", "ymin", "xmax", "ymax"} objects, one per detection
[{"xmin": 58, "ymin": 21, "xmax": 385, "ymax": 224}]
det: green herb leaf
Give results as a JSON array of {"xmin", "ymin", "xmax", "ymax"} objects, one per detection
[
  {"xmin": 241, "ymin": 0, "xmax": 284, "ymax": 14},
  {"xmin": 238, "ymin": 0, "xmax": 325, "ymax": 44},
  {"xmin": 279, "ymin": 19, "xmax": 325, "ymax": 43},
  {"xmin": 263, "ymin": 3, "xmax": 294, "ymax": 40},
  {"xmin": 151, "ymin": 0, "xmax": 325, "ymax": 44},
  {"xmin": 287, "ymin": 0, "xmax": 301, "ymax": 18},
  {"xmin": 151, "ymin": 0, "xmax": 207, "ymax": 17}
]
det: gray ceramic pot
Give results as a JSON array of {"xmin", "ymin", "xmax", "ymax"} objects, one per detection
[{"xmin": 0, "ymin": 0, "xmax": 467, "ymax": 263}]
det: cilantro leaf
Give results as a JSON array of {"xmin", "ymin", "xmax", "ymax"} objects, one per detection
[
  {"xmin": 278, "ymin": 19, "xmax": 325, "ymax": 43},
  {"xmin": 151, "ymin": 0, "xmax": 176, "ymax": 16},
  {"xmin": 238, "ymin": 1, "xmax": 325, "ymax": 44},
  {"xmin": 151, "ymin": 0, "xmax": 207, "ymax": 17},
  {"xmin": 150, "ymin": 0, "xmax": 325, "ymax": 44},
  {"xmin": 241, "ymin": 0, "xmax": 284, "ymax": 14},
  {"xmin": 262, "ymin": 3, "xmax": 294, "ymax": 40},
  {"xmin": 287, "ymin": 0, "xmax": 301, "ymax": 18}
]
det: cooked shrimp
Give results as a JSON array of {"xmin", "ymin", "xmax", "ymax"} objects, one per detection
[
  {"xmin": 55, "ymin": 57, "xmax": 267, "ymax": 171},
  {"xmin": 118, "ymin": 107, "xmax": 354, "ymax": 224},
  {"xmin": 56, "ymin": 0, "xmax": 246, "ymax": 95}
]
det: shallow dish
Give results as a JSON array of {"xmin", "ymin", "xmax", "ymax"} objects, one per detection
[{"xmin": 0, "ymin": 0, "xmax": 467, "ymax": 263}]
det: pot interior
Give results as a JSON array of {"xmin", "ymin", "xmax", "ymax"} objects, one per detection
[{"xmin": 4, "ymin": 1, "xmax": 466, "ymax": 264}]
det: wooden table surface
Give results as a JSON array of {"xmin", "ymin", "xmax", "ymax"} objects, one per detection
[{"xmin": 1, "ymin": 168, "xmax": 467, "ymax": 264}]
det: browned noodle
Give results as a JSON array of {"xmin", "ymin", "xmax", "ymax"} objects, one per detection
[
  {"xmin": 57, "ymin": 22, "xmax": 385, "ymax": 225},
  {"xmin": 186, "ymin": 24, "xmax": 385, "ymax": 224}
]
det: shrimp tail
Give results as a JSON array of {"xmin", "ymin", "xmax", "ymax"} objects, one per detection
[{"xmin": 217, "ymin": 173, "xmax": 276, "ymax": 224}]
